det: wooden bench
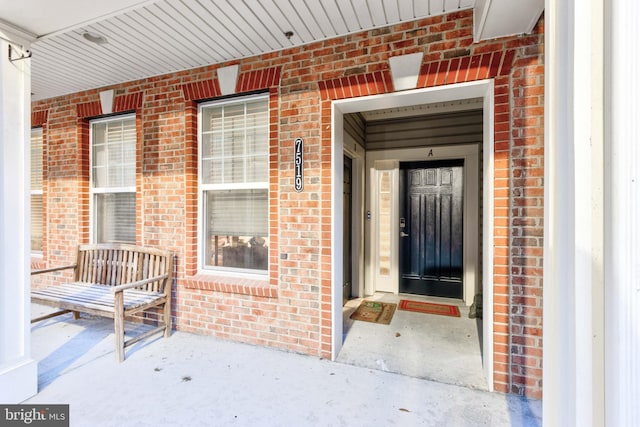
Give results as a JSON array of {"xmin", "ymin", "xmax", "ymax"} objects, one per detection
[{"xmin": 31, "ymin": 244, "xmax": 174, "ymax": 362}]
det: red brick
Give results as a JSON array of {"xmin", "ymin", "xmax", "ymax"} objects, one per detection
[{"xmin": 31, "ymin": 9, "xmax": 544, "ymax": 399}]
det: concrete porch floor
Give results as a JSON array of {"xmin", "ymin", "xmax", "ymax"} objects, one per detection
[
  {"xmin": 26, "ymin": 303, "xmax": 541, "ymax": 426},
  {"xmin": 338, "ymin": 293, "xmax": 486, "ymax": 390}
]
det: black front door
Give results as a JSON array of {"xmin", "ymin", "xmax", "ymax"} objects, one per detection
[{"xmin": 399, "ymin": 160, "xmax": 464, "ymax": 298}]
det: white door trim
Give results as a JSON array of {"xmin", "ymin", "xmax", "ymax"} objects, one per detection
[
  {"xmin": 330, "ymin": 80, "xmax": 495, "ymax": 391},
  {"xmin": 365, "ymin": 145, "xmax": 479, "ymax": 304},
  {"xmin": 343, "ymin": 137, "xmax": 366, "ymax": 299}
]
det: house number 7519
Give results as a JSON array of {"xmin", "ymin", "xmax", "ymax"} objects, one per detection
[{"xmin": 294, "ymin": 138, "xmax": 304, "ymax": 192}]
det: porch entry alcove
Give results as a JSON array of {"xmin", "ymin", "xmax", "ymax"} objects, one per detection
[{"xmin": 330, "ymin": 80, "xmax": 495, "ymax": 390}]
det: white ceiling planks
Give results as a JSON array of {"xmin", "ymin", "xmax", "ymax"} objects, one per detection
[
  {"xmin": 93, "ymin": 18, "xmax": 183, "ymax": 70},
  {"xmin": 25, "ymin": 0, "xmax": 482, "ymax": 100},
  {"xmin": 145, "ymin": 3, "xmax": 219, "ymax": 62},
  {"xmin": 203, "ymin": 1, "xmax": 267, "ymax": 54},
  {"xmin": 163, "ymin": 2, "xmax": 229, "ymax": 59},
  {"xmin": 252, "ymin": 0, "xmax": 302, "ymax": 44},
  {"xmin": 443, "ymin": 0, "xmax": 464, "ymax": 14},
  {"xmin": 382, "ymin": 0, "xmax": 402, "ymax": 23},
  {"xmin": 268, "ymin": 0, "xmax": 316, "ymax": 43},
  {"xmin": 230, "ymin": 2, "xmax": 284, "ymax": 51},
  {"xmin": 329, "ymin": 0, "xmax": 362, "ymax": 33},
  {"xmin": 309, "ymin": 1, "xmax": 345, "ymax": 36},
  {"xmin": 133, "ymin": 5, "xmax": 211, "ymax": 64},
  {"xmin": 175, "ymin": 0, "xmax": 243, "ymax": 58},
  {"xmin": 367, "ymin": 0, "xmax": 388, "ymax": 27},
  {"xmin": 396, "ymin": 0, "xmax": 416, "ymax": 22},
  {"xmin": 346, "ymin": 0, "xmax": 374, "ymax": 31}
]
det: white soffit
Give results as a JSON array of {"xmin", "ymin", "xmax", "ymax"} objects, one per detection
[
  {"xmin": 474, "ymin": 0, "xmax": 544, "ymax": 41},
  {"xmin": 0, "ymin": 0, "xmax": 543, "ymax": 101},
  {"xmin": 13, "ymin": 0, "xmax": 476, "ymax": 101},
  {"xmin": 0, "ymin": 0, "xmax": 151, "ymax": 36}
]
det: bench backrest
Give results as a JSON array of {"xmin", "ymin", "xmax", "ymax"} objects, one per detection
[{"xmin": 75, "ymin": 244, "xmax": 173, "ymax": 294}]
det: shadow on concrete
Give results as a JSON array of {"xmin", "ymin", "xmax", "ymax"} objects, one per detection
[{"xmin": 32, "ymin": 308, "xmax": 162, "ymax": 390}]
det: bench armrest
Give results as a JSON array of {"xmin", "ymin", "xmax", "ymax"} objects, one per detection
[
  {"xmin": 111, "ymin": 273, "xmax": 170, "ymax": 293},
  {"xmin": 31, "ymin": 264, "xmax": 77, "ymax": 276}
]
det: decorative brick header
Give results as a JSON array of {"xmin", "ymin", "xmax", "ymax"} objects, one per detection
[
  {"xmin": 417, "ymin": 50, "xmax": 516, "ymax": 87},
  {"xmin": 76, "ymin": 91, "xmax": 144, "ymax": 118},
  {"xmin": 113, "ymin": 91, "xmax": 144, "ymax": 113},
  {"xmin": 181, "ymin": 66, "xmax": 282, "ymax": 102},
  {"xmin": 318, "ymin": 71, "xmax": 393, "ymax": 101},
  {"xmin": 319, "ymin": 50, "xmax": 516, "ymax": 101},
  {"xmin": 181, "ymin": 79, "xmax": 220, "ymax": 101},
  {"xmin": 237, "ymin": 67, "xmax": 282, "ymax": 92},
  {"xmin": 76, "ymin": 101, "xmax": 102, "ymax": 119},
  {"xmin": 31, "ymin": 110, "xmax": 49, "ymax": 127}
]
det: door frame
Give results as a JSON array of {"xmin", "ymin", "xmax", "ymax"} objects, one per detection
[
  {"xmin": 342, "ymin": 154, "xmax": 355, "ymax": 305},
  {"xmin": 365, "ymin": 145, "xmax": 479, "ymax": 303},
  {"xmin": 343, "ymin": 134, "xmax": 365, "ymax": 300},
  {"xmin": 330, "ymin": 80, "xmax": 495, "ymax": 391}
]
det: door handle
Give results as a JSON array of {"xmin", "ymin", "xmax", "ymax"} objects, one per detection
[{"xmin": 400, "ymin": 232, "xmax": 409, "ymax": 237}]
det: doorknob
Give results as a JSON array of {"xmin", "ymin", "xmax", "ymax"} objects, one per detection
[{"xmin": 400, "ymin": 232, "xmax": 409, "ymax": 237}]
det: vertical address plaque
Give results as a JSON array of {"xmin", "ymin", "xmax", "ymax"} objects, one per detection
[{"xmin": 294, "ymin": 138, "xmax": 304, "ymax": 192}]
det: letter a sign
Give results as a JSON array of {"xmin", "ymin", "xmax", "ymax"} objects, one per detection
[{"xmin": 294, "ymin": 138, "xmax": 304, "ymax": 192}]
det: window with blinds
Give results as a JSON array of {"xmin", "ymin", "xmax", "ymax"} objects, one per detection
[
  {"xmin": 200, "ymin": 95, "xmax": 269, "ymax": 272},
  {"xmin": 31, "ymin": 128, "xmax": 43, "ymax": 253},
  {"xmin": 90, "ymin": 115, "xmax": 136, "ymax": 244}
]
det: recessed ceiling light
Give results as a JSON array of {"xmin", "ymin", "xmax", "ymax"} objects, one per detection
[{"xmin": 82, "ymin": 31, "xmax": 108, "ymax": 45}]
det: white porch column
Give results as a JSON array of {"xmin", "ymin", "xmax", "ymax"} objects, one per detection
[
  {"xmin": 0, "ymin": 35, "xmax": 37, "ymax": 402},
  {"xmin": 546, "ymin": 0, "xmax": 640, "ymax": 425},
  {"xmin": 604, "ymin": 0, "xmax": 640, "ymax": 425},
  {"xmin": 544, "ymin": 0, "xmax": 606, "ymax": 425}
]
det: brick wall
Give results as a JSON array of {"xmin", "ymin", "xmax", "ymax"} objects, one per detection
[
  {"xmin": 31, "ymin": 10, "xmax": 544, "ymax": 398},
  {"xmin": 505, "ymin": 33, "xmax": 545, "ymax": 397}
]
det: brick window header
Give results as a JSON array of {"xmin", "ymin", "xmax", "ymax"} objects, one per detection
[
  {"xmin": 32, "ymin": 110, "xmax": 49, "ymax": 127},
  {"xmin": 181, "ymin": 66, "xmax": 282, "ymax": 102},
  {"xmin": 76, "ymin": 91, "xmax": 144, "ymax": 119}
]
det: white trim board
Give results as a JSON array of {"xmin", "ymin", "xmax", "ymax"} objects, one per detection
[{"xmin": 330, "ymin": 80, "xmax": 495, "ymax": 391}]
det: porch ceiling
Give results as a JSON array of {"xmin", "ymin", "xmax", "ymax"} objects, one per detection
[{"xmin": 0, "ymin": 0, "xmax": 543, "ymax": 102}]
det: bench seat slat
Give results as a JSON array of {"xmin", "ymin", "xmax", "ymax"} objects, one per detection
[{"xmin": 32, "ymin": 283, "xmax": 164, "ymax": 312}]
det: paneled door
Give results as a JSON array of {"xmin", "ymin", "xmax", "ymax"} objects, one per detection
[{"xmin": 399, "ymin": 160, "xmax": 464, "ymax": 298}]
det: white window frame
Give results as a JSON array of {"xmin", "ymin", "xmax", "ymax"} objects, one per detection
[
  {"xmin": 198, "ymin": 93, "xmax": 270, "ymax": 276},
  {"xmin": 30, "ymin": 127, "xmax": 43, "ymax": 256},
  {"xmin": 89, "ymin": 114, "xmax": 137, "ymax": 244}
]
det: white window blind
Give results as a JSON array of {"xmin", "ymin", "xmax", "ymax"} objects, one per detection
[
  {"xmin": 93, "ymin": 193, "xmax": 136, "ymax": 243},
  {"xmin": 31, "ymin": 128, "xmax": 43, "ymax": 253},
  {"xmin": 92, "ymin": 119, "xmax": 136, "ymax": 188},
  {"xmin": 201, "ymin": 99, "xmax": 269, "ymax": 185},
  {"xmin": 200, "ymin": 96, "xmax": 269, "ymax": 272},
  {"xmin": 91, "ymin": 116, "xmax": 136, "ymax": 244},
  {"xmin": 206, "ymin": 189, "xmax": 268, "ymax": 236}
]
